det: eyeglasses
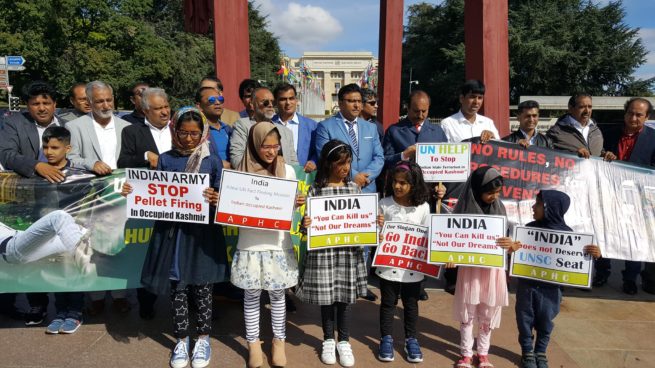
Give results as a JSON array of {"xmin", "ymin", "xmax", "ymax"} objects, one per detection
[
  {"xmin": 177, "ymin": 131, "xmax": 202, "ymax": 138},
  {"xmin": 342, "ymin": 99, "xmax": 362, "ymax": 104},
  {"xmin": 260, "ymin": 99, "xmax": 275, "ymax": 107},
  {"xmin": 365, "ymin": 100, "xmax": 378, "ymax": 106},
  {"xmin": 260, "ymin": 144, "xmax": 281, "ymax": 151},
  {"xmin": 208, "ymin": 95, "xmax": 224, "ymax": 104}
]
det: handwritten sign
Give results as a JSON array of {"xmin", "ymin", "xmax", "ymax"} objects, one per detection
[
  {"xmin": 428, "ymin": 214, "xmax": 507, "ymax": 268},
  {"xmin": 373, "ymin": 222, "xmax": 441, "ymax": 278},
  {"xmin": 416, "ymin": 143, "xmax": 471, "ymax": 182},
  {"xmin": 510, "ymin": 226, "xmax": 594, "ymax": 288},
  {"xmin": 215, "ymin": 170, "xmax": 298, "ymax": 231},
  {"xmin": 126, "ymin": 169, "xmax": 210, "ymax": 224},
  {"xmin": 307, "ymin": 194, "xmax": 378, "ymax": 250}
]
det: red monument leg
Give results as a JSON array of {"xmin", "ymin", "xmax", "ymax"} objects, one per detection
[
  {"xmin": 378, "ymin": 0, "xmax": 404, "ymax": 131},
  {"xmin": 213, "ymin": 0, "xmax": 251, "ymax": 112},
  {"xmin": 464, "ymin": 0, "xmax": 510, "ymax": 137}
]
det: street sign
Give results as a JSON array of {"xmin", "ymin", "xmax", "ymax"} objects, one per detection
[
  {"xmin": 7, "ymin": 56, "xmax": 25, "ymax": 66},
  {"xmin": 5, "ymin": 65, "xmax": 25, "ymax": 71}
]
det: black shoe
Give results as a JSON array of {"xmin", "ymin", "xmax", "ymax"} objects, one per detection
[
  {"xmin": 592, "ymin": 274, "xmax": 609, "ymax": 287},
  {"xmin": 419, "ymin": 290, "xmax": 429, "ymax": 301},
  {"xmin": 444, "ymin": 283, "xmax": 456, "ymax": 295},
  {"xmin": 24, "ymin": 307, "xmax": 46, "ymax": 326},
  {"xmin": 363, "ymin": 289, "xmax": 378, "ymax": 301},
  {"xmin": 622, "ymin": 280, "xmax": 638, "ymax": 295}
]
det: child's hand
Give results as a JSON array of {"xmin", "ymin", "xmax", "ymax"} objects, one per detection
[
  {"xmin": 302, "ymin": 216, "xmax": 312, "ymax": 228},
  {"xmin": 445, "ymin": 262, "xmax": 456, "ymax": 269},
  {"xmin": 377, "ymin": 214, "xmax": 385, "ymax": 228},
  {"xmin": 584, "ymin": 245, "xmax": 602, "ymax": 259},
  {"xmin": 295, "ymin": 194, "xmax": 306, "ymax": 207},
  {"xmin": 120, "ymin": 183, "xmax": 133, "ymax": 197},
  {"xmin": 496, "ymin": 237, "xmax": 521, "ymax": 253},
  {"xmin": 435, "ymin": 183, "xmax": 446, "ymax": 199},
  {"xmin": 203, "ymin": 188, "xmax": 219, "ymax": 205}
]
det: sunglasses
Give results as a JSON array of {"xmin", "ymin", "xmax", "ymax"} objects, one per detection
[
  {"xmin": 365, "ymin": 100, "xmax": 378, "ymax": 106},
  {"xmin": 260, "ymin": 99, "xmax": 275, "ymax": 107},
  {"xmin": 208, "ymin": 95, "xmax": 225, "ymax": 104}
]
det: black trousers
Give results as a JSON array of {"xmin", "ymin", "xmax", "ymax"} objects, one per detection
[
  {"xmin": 379, "ymin": 278, "xmax": 420, "ymax": 338},
  {"xmin": 170, "ymin": 282, "xmax": 212, "ymax": 338},
  {"xmin": 321, "ymin": 302, "xmax": 351, "ymax": 341}
]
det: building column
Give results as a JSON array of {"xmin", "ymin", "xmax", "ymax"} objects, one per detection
[
  {"xmin": 377, "ymin": 0, "xmax": 404, "ymax": 131},
  {"xmin": 464, "ymin": 0, "xmax": 510, "ymax": 137},
  {"xmin": 213, "ymin": 0, "xmax": 250, "ymax": 112}
]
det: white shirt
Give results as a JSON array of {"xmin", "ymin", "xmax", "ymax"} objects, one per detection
[
  {"xmin": 376, "ymin": 197, "xmax": 431, "ymax": 283},
  {"xmin": 440, "ymin": 110, "xmax": 500, "ymax": 143},
  {"xmin": 35, "ymin": 118, "xmax": 60, "ymax": 144},
  {"xmin": 92, "ymin": 117, "xmax": 118, "ymax": 169},
  {"xmin": 567, "ymin": 117, "xmax": 594, "ymax": 143},
  {"xmin": 339, "ymin": 112, "xmax": 359, "ymax": 141},
  {"xmin": 144, "ymin": 118, "xmax": 172, "ymax": 158},
  {"xmin": 275, "ymin": 113, "xmax": 300, "ymax": 151}
]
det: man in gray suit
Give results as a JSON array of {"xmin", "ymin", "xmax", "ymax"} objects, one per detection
[
  {"xmin": 0, "ymin": 81, "xmax": 66, "ymax": 182},
  {"xmin": 66, "ymin": 81, "xmax": 130, "ymax": 176},
  {"xmin": 229, "ymin": 87, "xmax": 299, "ymax": 168}
]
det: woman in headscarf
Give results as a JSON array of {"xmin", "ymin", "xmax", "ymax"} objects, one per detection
[
  {"xmin": 451, "ymin": 166, "xmax": 519, "ymax": 368},
  {"xmin": 122, "ymin": 107, "xmax": 227, "ymax": 368},
  {"xmin": 230, "ymin": 122, "xmax": 304, "ymax": 368}
]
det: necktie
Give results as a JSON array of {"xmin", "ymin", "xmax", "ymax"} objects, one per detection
[
  {"xmin": 346, "ymin": 121, "xmax": 358, "ymax": 153},
  {"xmin": 415, "ymin": 123, "xmax": 422, "ymax": 132}
]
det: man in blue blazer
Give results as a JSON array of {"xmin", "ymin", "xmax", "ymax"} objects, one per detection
[
  {"xmin": 383, "ymin": 90, "xmax": 448, "ymax": 167},
  {"xmin": 272, "ymin": 83, "xmax": 318, "ymax": 172},
  {"xmin": 315, "ymin": 84, "xmax": 384, "ymax": 193},
  {"xmin": 600, "ymin": 97, "xmax": 655, "ymax": 295}
]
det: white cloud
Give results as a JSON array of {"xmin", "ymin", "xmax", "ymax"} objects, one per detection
[
  {"xmin": 252, "ymin": 0, "xmax": 343, "ymax": 54},
  {"xmin": 639, "ymin": 28, "xmax": 655, "ymax": 64}
]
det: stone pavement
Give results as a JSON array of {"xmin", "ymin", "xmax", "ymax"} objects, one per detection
[{"xmin": 0, "ymin": 268, "xmax": 653, "ymax": 368}]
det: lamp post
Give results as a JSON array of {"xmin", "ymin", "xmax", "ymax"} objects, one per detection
[{"xmin": 408, "ymin": 67, "xmax": 419, "ymax": 94}]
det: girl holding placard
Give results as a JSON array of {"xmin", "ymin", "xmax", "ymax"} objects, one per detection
[
  {"xmin": 121, "ymin": 107, "xmax": 227, "ymax": 368},
  {"xmin": 298, "ymin": 139, "xmax": 372, "ymax": 367},
  {"xmin": 230, "ymin": 122, "xmax": 304, "ymax": 368},
  {"xmin": 449, "ymin": 166, "xmax": 520, "ymax": 368},
  {"xmin": 376, "ymin": 160, "xmax": 431, "ymax": 363}
]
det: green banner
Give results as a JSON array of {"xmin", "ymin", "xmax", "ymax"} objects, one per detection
[{"xmin": 0, "ymin": 166, "xmax": 314, "ymax": 292}]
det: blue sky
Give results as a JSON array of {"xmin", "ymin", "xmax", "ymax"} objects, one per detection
[{"xmin": 253, "ymin": 0, "xmax": 655, "ymax": 80}]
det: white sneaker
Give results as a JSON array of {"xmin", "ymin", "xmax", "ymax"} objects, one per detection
[
  {"xmin": 336, "ymin": 341, "xmax": 355, "ymax": 367},
  {"xmin": 321, "ymin": 339, "xmax": 337, "ymax": 365}
]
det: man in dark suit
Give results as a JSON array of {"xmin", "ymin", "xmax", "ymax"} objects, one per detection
[
  {"xmin": 382, "ymin": 90, "xmax": 448, "ymax": 166},
  {"xmin": 600, "ymin": 97, "xmax": 655, "ymax": 294},
  {"xmin": 272, "ymin": 83, "xmax": 318, "ymax": 172},
  {"xmin": 361, "ymin": 88, "xmax": 384, "ymax": 143},
  {"xmin": 121, "ymin": 82, "xmax": 149, "ymax": 125},
  {"xmin": 0, "ymin": 81, "xmax": 66, "ymax": 183},
  {"xmin": 118, "ymin": 88, "xmax": 172, "ymax": 169},
  {"xmin": 502, "ymin": 100, "xmax": 553, "ymax": 149}
]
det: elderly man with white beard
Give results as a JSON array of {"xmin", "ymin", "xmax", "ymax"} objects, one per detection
[
  {"xmin": 67, "ymin": 80, "xmax": 131, "ymax": 175},
  {"xmin": 229, "ymin": 87, "xmax": 299, "ymax": 168}
]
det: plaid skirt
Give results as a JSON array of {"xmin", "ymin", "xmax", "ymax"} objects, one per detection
[{"xmin": 296, "ymin": 246, "xmax": 367, "ymax": 305}]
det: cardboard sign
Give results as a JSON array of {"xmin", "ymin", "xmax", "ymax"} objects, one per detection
[
  {"xmin": 416, "ymin": 143, "xmax": 471, "ymax": 182},
  {"xmin": 510, "ymin": 226, "xmax": 594, "ymax": 288},
  {"xmin": 307, "ymin": 194, "xmax": 378, "ymax": 250},
  {"xmin": 428, "ymin": 214, "xmax": 507, "ymax": 268},
  {"xmin": 215, "ymin": 170, "xmax": 299, "ymax": 231},
  {"xmin": 126, "ymin": 169, "xmax": 210, "ymax": 224},
  {"xmin": 373, "ymin": 222, "xmax": 441, "ymax": 278}
]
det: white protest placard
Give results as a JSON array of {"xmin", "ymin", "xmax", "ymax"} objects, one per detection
[
  {"xmin": 373, "ymin": 222, "xmax": 441, "ymax": 278},
  {"xmin": 215, "ymin": 169, "xmax": 298, "ymax": 231},
  {"xmin": 428, "ymin": 214, "xmax": 507, "ymax": 268},
  {"xmin": 126, "ymin": 169, "xmax": 210, "ymax": 224},
  {"xmin": 416, "ymin": 143, "xmax": 471, "ymax": 182},
  {"xmin": 307, "ymin": 194, "xmax": 378, "ymax": 250},
  {"xmin": 510, "ymin": 226, "xmax": 594, "ymax": 288}
]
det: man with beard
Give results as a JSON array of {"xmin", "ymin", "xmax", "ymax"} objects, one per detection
[
  {"xmin": 67, "ymin": 81, "xmax": 131, "ymax": 175},
  {"xmin": 229, "ymin": 87, "xmax": 298, "ymax": 168}
]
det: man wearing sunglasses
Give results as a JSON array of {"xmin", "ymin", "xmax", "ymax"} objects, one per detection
[
  {"xmin": 122, "ymin": 82, "xmax": 150, "ymax": 125},
  {"xmin": 230, "ymin": 87, "xmax": 299, "ymax": 168},
  {"xmin": 196, "ymin": 86, "xmax": 233, "ymax": 169},
  {"xmin": 360, "ymin": 89, "xmax": 385, "ymax": 144},
  {"xmin": 199, "ymin": 76, "xmax": 241, "ymax": 125}
]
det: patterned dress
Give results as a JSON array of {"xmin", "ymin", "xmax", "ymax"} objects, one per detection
[{"xmin": 295, "ymin": 182, "xmax": 368, "ymax": 305}]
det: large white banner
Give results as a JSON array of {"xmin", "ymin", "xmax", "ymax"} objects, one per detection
[{"xmin": 125, "ymin": 169, "xmax": 210, "ymax": 224}]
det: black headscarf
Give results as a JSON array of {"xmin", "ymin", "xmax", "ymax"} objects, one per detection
[
  {"xmin": 526, "ymin": 190, "xmax": 572, "ymax": 231},
  {"xmin": 454, "ymin": 166, "xmax": 506, "ymax": 216}
]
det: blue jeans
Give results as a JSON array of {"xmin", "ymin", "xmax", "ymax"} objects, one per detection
[{"xmin": 515, "ymin": 280, "xmax": 561, "ymax": 354}]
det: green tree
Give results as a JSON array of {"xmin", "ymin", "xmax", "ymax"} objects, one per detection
[
  {"xmin": 402, "ymin": 0, "xmax": 653, "ymax": 118},
  {"xmin": 0, "ymin": 0, "xmax": 280, "ymax": 108},
  {"xmin": 249, "ymin": 1, "xmax": 282, "ymax": 87}
]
